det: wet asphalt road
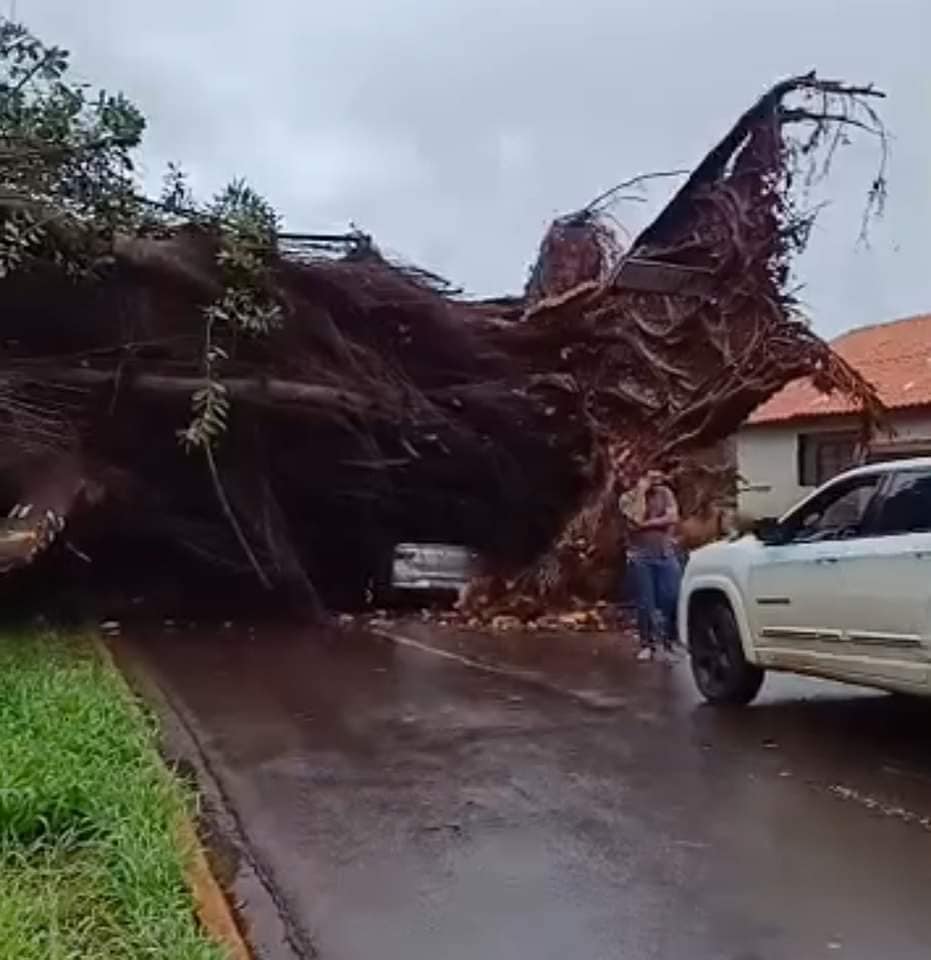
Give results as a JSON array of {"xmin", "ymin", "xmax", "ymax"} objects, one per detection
[{"xmin": 119, "ymin": 622, "xmax": 931, "ymax": 960}]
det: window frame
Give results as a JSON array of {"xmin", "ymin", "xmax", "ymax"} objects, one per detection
[
  {"xmin": 797, "ymin": 430, "xmax": 861, "ymax": 488},
  {"xmin": 866, "ymin": 467, "xmax": 931, "ymax": 539}
]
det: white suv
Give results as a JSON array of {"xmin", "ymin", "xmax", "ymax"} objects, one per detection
[{"xmin": 680, "ymin": 457, "xmax": 931, "ymax": 705}]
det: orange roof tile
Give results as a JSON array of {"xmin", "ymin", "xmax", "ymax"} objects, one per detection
[{"xmin": 749, "ymin": 313, "xmax": 931, "ymax": 425}]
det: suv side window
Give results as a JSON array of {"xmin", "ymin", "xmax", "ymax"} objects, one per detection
[
  {"xmin": 873, "ymin": 469, "xmax": 931, "ymax": 535},
  {"xmin": 781, "ymin": 473, "xmax": 881, "ymax": 544}
]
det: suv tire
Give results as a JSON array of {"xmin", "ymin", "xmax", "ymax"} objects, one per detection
[{"xmin": 689, "ymin": 596, "xmax": 764, "ymax": 706}]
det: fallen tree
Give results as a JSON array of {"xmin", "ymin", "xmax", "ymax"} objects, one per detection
[{"xmin": 0, "ymin": 20, "xmax": 886, "ymax": 615}]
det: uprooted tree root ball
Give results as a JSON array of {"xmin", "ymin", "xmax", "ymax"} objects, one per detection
[{"xmin": 0, "ymin": 19, "xmax": 887, "ymax": 616}]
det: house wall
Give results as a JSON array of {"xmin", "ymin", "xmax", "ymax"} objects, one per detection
[
  {"xmin": 737, "ymin": 424, "xmax": 804, "ymax": 519},
  {"xmin": 737, "ymin": 408, "xmax": 931, "ymax": 519}
]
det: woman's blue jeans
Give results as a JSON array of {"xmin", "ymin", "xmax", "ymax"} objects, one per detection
[{"xmin": 628, "ymin": 552, "xmax": 682, "ymax": 649}]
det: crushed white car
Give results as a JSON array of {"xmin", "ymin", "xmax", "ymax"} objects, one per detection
[
  {"xmin": 681, "ymin": 457, "xmax": 931, "ymax": 704},
  {"xmin": 388, "ymin": 542, "xmax": 476, "ymax": 597}
]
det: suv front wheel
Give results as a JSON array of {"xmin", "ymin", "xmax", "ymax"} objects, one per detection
[{"xmin": 689, "ymin": 596, "xmax": 764, "ymax": 706}]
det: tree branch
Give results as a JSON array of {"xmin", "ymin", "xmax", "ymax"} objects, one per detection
[
  {"xmin": 0, "ymin": 134, "xmax": 139, "ymax": 161},
  {"xmin": 17, "ymin": 366, "xmax": 386, "ymax": 418}
]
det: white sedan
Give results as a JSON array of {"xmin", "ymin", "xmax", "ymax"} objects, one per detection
[{"xmin": 680, "ymin": 457, "xmax": 931, "ymax": 704}]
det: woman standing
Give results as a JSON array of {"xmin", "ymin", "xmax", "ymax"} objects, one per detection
[{"xmin": 620, "ymin": 469, "xmax": 683, "ymax": 662}]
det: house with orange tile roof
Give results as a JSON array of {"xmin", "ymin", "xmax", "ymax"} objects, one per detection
[{"xmin": 738, "ymin": 313, "xmax": 931, "ymax": 518}]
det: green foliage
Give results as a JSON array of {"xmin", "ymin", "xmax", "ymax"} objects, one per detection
[
  {"xmin": 208, "ymin": 178, "xmax": 283, "ymax": 335},
  {"xmin": 0, "ymin": 17, "xmax": 285, "ymax": 451},
  {"xmin": 179, "ymin": 180, "xmax": 283, "ymax": 450},
  {"xmin": 0, "ymin": 209, "xmax": 43, "ymax": 277},
  {"xmin": 158, "ymin": 161, "xmax": 194, "ymax": 218},
  {"xmin": 209, "ymin": 178, "xmax": 279, "ymax": 244},
  {"xmin": 0, "ymin": 19, "xmax": 145, "ymax": 236},
  {"xmin": 0, "ymin": 631, "xmax": 221, "ymax": 959},
  {"xmin": 205, "ymin": 287, "xmax": 282, "ymax": 336},
  {"xmin": 178, "ymin": 338, "xmax": 230, "ymax": 451}
]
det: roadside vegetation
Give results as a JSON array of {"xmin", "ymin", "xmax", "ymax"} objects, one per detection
[{"xmin": 0, "ymin": 629, "xmax": 221, "ymax": 960}]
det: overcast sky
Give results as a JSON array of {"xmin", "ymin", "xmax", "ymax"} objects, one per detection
[{"xmin": 20, "ymin": 0, "xmax": 931, "ymax": 336}]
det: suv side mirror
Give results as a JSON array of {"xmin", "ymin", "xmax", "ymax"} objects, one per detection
[{"xmin": 753, "ymin": 517, "xmax": 785, "ymax": 545}]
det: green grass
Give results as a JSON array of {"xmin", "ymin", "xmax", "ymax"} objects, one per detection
[{"xmin": 0, "ymin": 630, "xmax": 223, "ymax": 960}]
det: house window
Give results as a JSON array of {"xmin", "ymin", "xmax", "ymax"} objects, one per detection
[{"xmin": 797, "ymin": 431, "xmax": 860, "ymax": 487}]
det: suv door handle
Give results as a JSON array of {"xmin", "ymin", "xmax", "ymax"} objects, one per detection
[
  {"xmin": 815, "ymin": 556, "xmax": 839, "ymax": 564},
  {"xmin": 914, "ymin": 551, "xmax": 931, "ymax": 560}
]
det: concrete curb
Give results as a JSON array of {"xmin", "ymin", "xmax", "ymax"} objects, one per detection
[
  {"xmin": 92, "ymin": 634, "xmax": 253, "ymax": 960},
  {"xmin": 178, "ymin": 816, "xmax": 253, "ymax": 960}
]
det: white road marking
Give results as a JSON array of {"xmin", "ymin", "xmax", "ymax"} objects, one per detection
[{"xmin": 369, "ymin": 627, "xmax": 629, "ymax": 710}]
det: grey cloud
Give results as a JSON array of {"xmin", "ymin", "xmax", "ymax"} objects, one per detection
[{"xmin": 21, "ymin": 0, "xmax": 931, "ymax": 333}]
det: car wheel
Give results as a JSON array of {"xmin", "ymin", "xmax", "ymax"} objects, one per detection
[{"xmin": 689, "ymin": 596, "xmax": 764, "ymax": 706}]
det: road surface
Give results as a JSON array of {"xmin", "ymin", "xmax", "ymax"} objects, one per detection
[{"xmin": 117, "ymin": 620, "xmax": 931, "ymax": 960}]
